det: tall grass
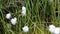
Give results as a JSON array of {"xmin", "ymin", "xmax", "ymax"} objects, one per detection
[{"xmin": 0, "ymin": 0, "xmax": 59, "ymax": 34}]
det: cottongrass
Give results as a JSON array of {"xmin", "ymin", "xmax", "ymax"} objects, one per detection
[
  {"xmin": 22, "ymin": 26, "xmax": 29, "ymax": 32},
  {"xmin": 49, "ymin": 25, "xmax": 55, "ymax": 33},
  {"xmin": 10, "ymin": 17, "xmax": 17, "ymax": 25},
  {"xmin": 6, "ymin": 13, "xmax": 11, "ymax": 19},
  {"xmin": 0, "ymin": 0, "xmax": 59, "ymax": 34},
  {"xmin": 21, "ymin": 6, "xmax": 26, "ymax": 16},
  {"xmin": 49, "ymin": 25, "xmax": 60, "ymax": 34},
  {"xmin": 54, "ymin": 27, "xmax": 60, "ymax": 34}
]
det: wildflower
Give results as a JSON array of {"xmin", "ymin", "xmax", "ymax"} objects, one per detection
[
  {"xmin": 49, "ymin": 25, "xmax": 55, "ymax": 33},
  {"xmin": 10, "ymin": 17, "xmax": 17, "ymax": 25},
  {"xmin": 22, "ymin": 26, "xmax": 29, "ymax": 32},
  {"xmin": 6, "ymin": 13, "xmax": 11, "ymax": 19},
  {"xmin": 22, "ymin": 6, "xmax": 26, "ymax": 16}
]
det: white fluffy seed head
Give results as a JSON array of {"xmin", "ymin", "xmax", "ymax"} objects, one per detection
[
  {"xmin": 11, "ymin": 17, "xmax": 17, "ymax": 25},
  {"xmin": 22, "ymin": 26, "xmax": 29, "ymax": 32},
  {"xmin": 22, "ymin": 6, "xmax": 26, "ymax": 16},
  {"xmin": 54, "ymin": 27, "xmax": 60, "ymax": 34},
  {"xmin": 6, "ymin": 13, "xmax": 11, "ymax": 19},
  {"xmin": 49, "ymin": 25, "xmax": 55, "ymax": 29},
  {"xmin": 49, "ymin": 25, "xmax": 60, "ymax": 34},
  {"xmin": 49, "ymin": 25, "xmax": 55, "ymax": 33}
]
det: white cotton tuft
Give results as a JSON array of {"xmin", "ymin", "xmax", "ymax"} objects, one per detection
[
  {"xmin": 49, "ymin": 25, "xmax": 55, "ymax": 33},
  {"xmin": 6, "ymin": 13, "xmax": 11, "ymax": 19},
  {"xmin": 54, "ymin": 27, "xmax": 60, "ymax": 34},
  {"xmin": 22, "ymin": 26, "xmax": 29, "ymax": 32},
  {"xmin": 10, "ymin": 17, "xmax": 17, "ymax": 25},
  {"xmin": 22, "ymin": 6, "xmax": 26, "ymax": 16},
  {"xmin": 49, "ymin": 25, "xmax": 60, "ymax": 34},
  {"xmin": 49, "ymin": 25, "xmax": 55, "ymax": 28}
]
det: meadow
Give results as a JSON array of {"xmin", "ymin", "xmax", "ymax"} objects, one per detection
[{"xmin": 0, "ymin": 0, "xmax": 60, "ymax": 34}]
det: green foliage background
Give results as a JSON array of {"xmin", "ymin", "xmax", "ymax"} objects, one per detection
[{"xmin": 0, "ymin": 0, "xmax": 60, "ymax": 34}]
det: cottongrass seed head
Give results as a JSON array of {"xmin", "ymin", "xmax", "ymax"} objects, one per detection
[
  {"xmin": 22, "ymin": 6, "xmax": 26, "ymax": 16},
  {"xmin": 49, "ymin": 25, "xmax": 56, "ymax": 33},
  {"xmin": 22, "ymin": 26, "xmax": 29, "ymax": 32},
  {"xmin": 54, "ymin": 27, "xmax": 60, "ymax": 34},
  {"xmin": 6, "ymin": 13, "xmax": 11, "ymax": 19},
  {"xmin": 10, "ymin": 17, "xmax": 17, "ymax": 25},
  {"xmin": 49, "ymin": 25, "xmax": 60, "ymax": 34}
]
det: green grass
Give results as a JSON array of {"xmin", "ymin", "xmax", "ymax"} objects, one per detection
[{"xmin": 0, "ymin": 0, "xmax": 59, "ymax": 34}]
